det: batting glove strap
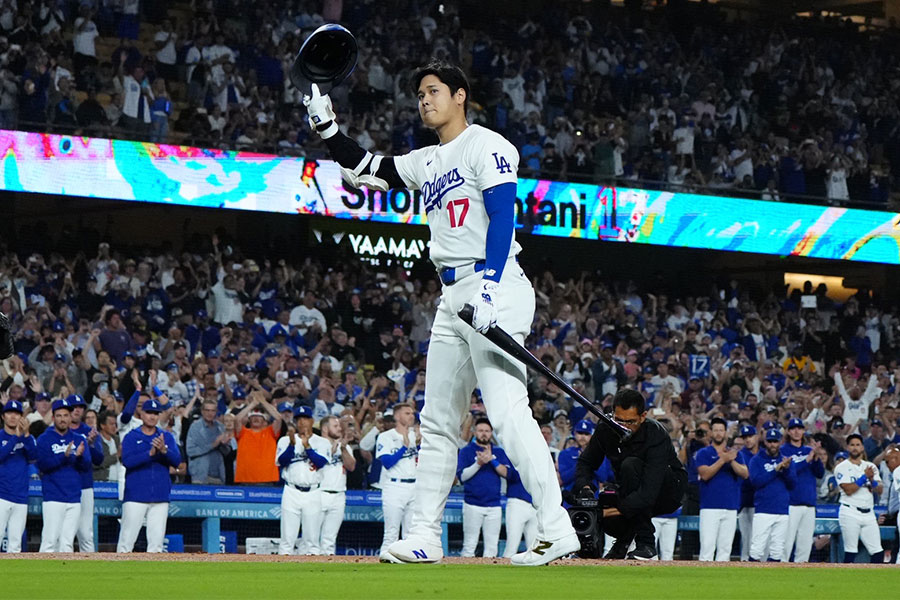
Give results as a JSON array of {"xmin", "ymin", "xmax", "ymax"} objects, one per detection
[
  {"xmin": 303, "ymin": 83, "xmax": 338, "ymax": 139},
  {"xmin": 468, "ymin": 280, "xmax": 499, "ymax": 334}
]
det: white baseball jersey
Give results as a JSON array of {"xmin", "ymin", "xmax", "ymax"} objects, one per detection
[
  {"xmin": 834, "ymin": 373, "xmax": 879, "ymax": 429},
  {"xmin": 834, "ymin": 458, "xmax": 881, "ymax": 509},
  {"xmin": 319, "ymin": 441, "xmax": 348, "ymax": 493},
  {"xmin": 276, "ymin": 434, "xmax": 330, "ymax": 488},
  {"xmin": 393, "ymin": 124, "xmax": 521, "ymax": 269},
  {"xmin": 376, "ymin": 428, "xmax": 418, "ymax": 483}
]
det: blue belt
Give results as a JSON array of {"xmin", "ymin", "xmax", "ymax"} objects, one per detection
[
  {"xmin": 439, "ymin": 260, "xmax": 486, "ymax": 286},
  {"xmin": 390, "ymin": 478, "xmax": 415, "ymax": 483},
  {"xmin": 841, "ymin": 503, "xmax": 871, "ymax": 514}
]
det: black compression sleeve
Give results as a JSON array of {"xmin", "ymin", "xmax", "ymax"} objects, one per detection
[{"xmin": 322, "ymin": 129, "xmax": 406, "ymax": 189}]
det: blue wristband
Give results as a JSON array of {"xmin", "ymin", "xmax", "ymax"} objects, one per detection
[
  {"xmin": 855, "ymin": 475, "xmax": 868, "ymax": 487},
  {"xmin": 152, "ymin": 386, "xmax": 162, "ymax": 398},
  {"xmin": 490, "ymin": 459, "xmax": 501, "ymax": 469}
]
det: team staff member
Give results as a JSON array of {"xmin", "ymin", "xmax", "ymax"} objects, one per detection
[
  {"xmin": 276, "ymin": 405, "xmax": 329, "ymax": 555},
  {"xmin": 67, "ymin": 394, "xmax": 104, "ymax": 553},
  {"xmin": 737, "ymin": 425, "xmax": 759, "ymax": 561},
  {"xmin": 376, "ymin": 403, "xmax": 420, "ymax": 562},
  {"xmin": 37, "ymin": 398, "xmax": 91, "ymax": 552},
  {"xmin": 558, "ymin": 420, "xmax": 615, "ymax": 492},
  {"xmin": 0, "ymin": 400, "xmax": 37, "ymax": 553},
  {"xmin": 502, "ymin": 462, "xmax": 537, "ymax": 558},
  {"xmin": 748, "ymin": 428, "xmax": 795, "ymax": 561},
  {"xmin": 834, "ymin": 433, "xmax": 884, "ymax": 563},
  {"xmin": 117, "ymin": 399, "xmax": 182, "ymax": 553},
  {"xmin": 696, "ymin": 417, "xmax": 748, "ymax": 561},
  {"xmin": 781, "ymin": 418, "xmax": 825, "ymax": 562},
  {"xmin": 575, "ymin": 390, "xmax": 687, "ymax": 561},
  {"xmin": 318, "ymin": 415, "xmax": 356, "ymax": 555},
  {"xmin": 457, "ymin": 418, "xmax": 511, "ymax": 558},
  {"xmin": 305, "ymin": 60, "xmax": 578, "ymax": 566}
]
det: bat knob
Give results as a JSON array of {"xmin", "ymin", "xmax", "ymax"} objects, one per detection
[{"xmin": 458, "ymin": 304, "xmax": 475, "ymax": 327}]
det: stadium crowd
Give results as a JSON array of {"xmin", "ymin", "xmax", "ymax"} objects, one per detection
[
  {"xmin": 0, "ymin": 1, "xmax": 898, "ymax": 204},
  {"xmin": 1, "ymin": 233, "xmax": 899, "ymax": 559}
]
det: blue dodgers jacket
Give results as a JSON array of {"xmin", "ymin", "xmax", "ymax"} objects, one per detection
[
  {"xmin": 780, "ymin": 443, "xmax": 825, "ymax": 507},
  {"xmin": 36, "ymin": 427, "xmax": 92, "ymax": 503},
  {"xmin": 749, "ymin": 451, "xmax": 796, "ymax": 515},
  {"xmin": 71, "ymin": 422, "xmax": 104, "ymax": 489},
  {"xmin": 0, "ymin": 430, "xmax": 37, "ymax": 503},
  {"xmin": 120, "ymin": 427, "xmax": 182, "ymax": 503}
]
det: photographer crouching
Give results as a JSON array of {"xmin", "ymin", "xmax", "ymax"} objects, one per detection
[{"xmin": 575, "ymin": 389, "xmax": 687, "ymax": 560}]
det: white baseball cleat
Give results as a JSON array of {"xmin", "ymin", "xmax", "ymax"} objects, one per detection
[
  {"xmin": 509, "ymin": 533, "xmax": 581, "ymax": 566},
  {"xmin": 386, "ymin": 537, "xmax": 444, "ymax": 563},
  {"xmin": 379, "ymin": 551, "xmax": 405, "ymax": 563}
]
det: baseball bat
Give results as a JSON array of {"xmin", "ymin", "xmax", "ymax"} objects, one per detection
[{"xmin": 458, "ymin": 304, "xmax": 631, "ymax": 441}]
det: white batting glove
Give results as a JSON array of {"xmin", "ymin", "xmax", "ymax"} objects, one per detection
[
  {"xmin": 468, "ymin": 280, "xmax": 499, "ymax": 334},
  {"xmin": 302, "ymin": 83, "xmax": 338, "ymax": 139}
]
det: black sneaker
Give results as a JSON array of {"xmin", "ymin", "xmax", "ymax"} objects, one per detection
[
  {"xmin": 603, "ymin": 539, "xmax": 630, "ymax": 560},
  {"xmin": 627, "ymin": 544, "xmax": 657, "ymax": 561}
]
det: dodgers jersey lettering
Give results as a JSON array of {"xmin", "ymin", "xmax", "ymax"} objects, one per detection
[
  {"xmin": 393, "ymin": 124, "xmax": 521, "ymax": 268},
  {"xmin": 834, "ymin": 459, "xmax": 881, "ymax": 509}
]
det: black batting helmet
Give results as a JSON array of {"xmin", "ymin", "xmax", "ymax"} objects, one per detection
[{"xmin": 289, "ymin": 24, "xmax": 358, "ymax": 96}]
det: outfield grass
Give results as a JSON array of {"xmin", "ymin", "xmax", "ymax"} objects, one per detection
[{"xmin": 2, "ymin": 560, "xmax": 891, "ymax": 600}]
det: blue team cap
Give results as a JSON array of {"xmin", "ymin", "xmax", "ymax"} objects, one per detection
[
  {"xmin": 787, "ymin": 417, "xmax": 804, "ymax": 429},
  {"xmin": 16, "ymin": 351, "xmax": 28, "ymax": 365},
  {"xmin": 738, "ymin": 402, "xmax": 750, "ymax": 410},
  {"xmin": 870, "ymin": 419, "xmax": 884, "ymax": 428},
  {"xmin": 765, "ymin": 428, "xmax": 783, "ymax": 442},
  {"xmin": 762, "ymin": 420, "xmax": 778, "ymax": 430},
  {"xmin": 3, "ymin": 400, "xmax": 24, "ymax": 413},
  {"xmin": 643, "ymin": 365, "xmax": 655, "ymax": 374},
  {"xmin": 54, "ymin": 353, "xmax": 66, "ymax": 362},
  {"xmin": 141, "ymin": 398, "xmax": 164, "ymax": 413},
  {"xmin": 113, "ymin": 391, "xmax": 124, "ymax": 402},
  {"xmin": 574, "ymin": 419, "xmax": 595, "ymax": 435},
  {"xmin": 293, "ymin": 405, "xmax": 313, "ymax": 419},
  {"xmin": 52, "ymin": 320, "xmax": 65, "ymax": 332},
  {"xmin": 51, "ymin": 398, "xmax": 71, "ymax": 412},
  {"xmin": 835, "ymin": 451, "xmax": 849, "ymax": 461},
  {"xmin": 35, "ymin": 392, "xmax": 51, "ymax": 402},
  {"xmin": 165, "ymin": 362, "xmax": 179, "ymax": 372},
  {"xmin": 123, "ymin": 350, "xmax": 135, "ymax": 359},
  {"xmin": 232, "ymin": 387, "xmax": 247, "ymax": 400},
  {"xmin": 270, "ymin": 324, "xmax": 288, "ymax": 338},
  {"xmin": 239, "ymin": 364, "xmax": 254, "ymax": 374},
  {"xmin": 264, "ymin": 348, "xmax": 279, "ymax": 358},
  {"xmin": 66, "ymin": 394, "xmax": 87, "ymax": 408},
  {"xmin": 277, "ymin": 401, "xmax": 294, "ymax": 413},
  {"xmin": 287, "ymin": 369, "xmax": 302, "ymax": 380},
  {"xmin": 206, "ymin": 348, "xmax": 220, "ymax": 359},
  {"xmin": 740, "ymin": 425, "xmax": 757, "ymax": 437},
  {"xmin": 602, "ymin": 342, "xmax": 615, "ymax": 350},
  {"xmin": 651, "ymin": 346, "xmax": 664, "ymax": 354},
  {"xmin": 195, "ymin": 309, "xmax": 208, "ymax": 319},
  {"xmin": 344, "ymin": 364, "xmax": 357, "ymax": 374}
]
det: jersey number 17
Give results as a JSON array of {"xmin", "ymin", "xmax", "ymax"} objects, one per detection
[{"xmin": 447, "ymin": 198, "xmax": 469, "ymax": 228}]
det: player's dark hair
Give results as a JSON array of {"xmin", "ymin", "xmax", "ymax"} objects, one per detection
[
  {"xmin": 412, "ymin": 60, "xmax": 470, "ymax": 113},
  {"xmin": 846, "ymin": 433, "xmax": 864, "ymax": 445},
  {"xmin": 474, "ymin": 417, "xmax": 492, "ymax": 429},
  {"xmin": 710, "ymin": 417, "xmax": 728, "ymax": 430},
  {"xmin": 613, "ymin": 389, "xmax": 646, "ymax": 414}
]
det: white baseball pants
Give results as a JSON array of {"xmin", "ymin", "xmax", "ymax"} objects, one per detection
[
  {"xmin": 39, "ymin": 501, "xmax": 80, "ymax": 552},
  {"xmin": 318, "ymin": 491, "xmax": 346, "ymax": 555},
  {"xmin": 0, "ymin": 499, "xmax": 28, "ymax": 553},
  {"xmin": 76, "ymin": 487, "xmax": 95, "ymax": 552},
  {"xmin": 699, "ymin": 508, "xmax": 737, "ymax": 561},
  {"xmin": 652, "ymin": 516, "xmax": 678, "ymax": 561},
  {"xmin": 838, "ymin": 505, "xmax": 882, "ymax": 554},
  {"xmin": 117, "ymin": 502, "xmax": 169, "ymax": 553},
  {"xmin": 737, "ymin": 507, "xmax": 754, "ymax": 561},
  {"xmin": 502, "ymin": 497, "xmax": 537, "ymax": 558},
  {"xmin": 749, "ymin": 512, "xmax": 789, "ymax": 561},
  {"xmin": 410, "ymin": 262, "xmax": 574, "ymax": 547},
  {"xmin": 380, "ymin": 481, "xmax": 414, "ymax": 554},
  {"xmin": 461, "ymin": 503, "xmax": 501, "ymax": 557},
  {"xmin": 783, "ymin": 505, "xmax": 815, "ymax": 562},
  {"xmin": 279, "ymin": 486, "xmax": 322, "ymax": 555}
]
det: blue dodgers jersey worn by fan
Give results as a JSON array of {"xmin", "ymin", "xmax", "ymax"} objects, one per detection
[
  {"xmin": 748, "ymin": 452, "xmax": 796, "ymax": 515},
  {"xmin": 780, "ymin": 443, "xmax": 825, "ymax": 506},
  {"xmin": 36, "ymin": 428, "xmax": 92, "ymax": 503},
  {"xmin": 120, "ymin": 427, "xmax": 183, "ymax": 503},
  {"xmin": 737, "ymin": 446, "xmax": 758, "ymax": 508},
  {"xmin": 71, "ymin": 421, "xmax": 104, "ymax": 489},
  {"xmin": 456, "ymin": 441, "xmax": 511, "ymax": 508},
  {"xmin": 0, "ymin": 429, "xmax": 37, "ymax": 503},
  {"xmin": 695, "ymin": 445, "xmax": 746, "ymax": 510}
]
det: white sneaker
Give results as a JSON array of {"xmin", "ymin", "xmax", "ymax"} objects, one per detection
[
  {"xmin": 386, "ymin": 537, "xmax": 444, "ymax": 563},
  {"xmin": 510, "ymin": 533, "xmax": 580, "ymax": 566},
  {"xmin": 379, "ymin": 551, "xmax": 404, "ymax": 563}
]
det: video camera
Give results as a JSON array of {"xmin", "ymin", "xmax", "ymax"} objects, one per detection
[{"xmin": 566, "ymin": 486, "xmax": 618, "ymax": 559}]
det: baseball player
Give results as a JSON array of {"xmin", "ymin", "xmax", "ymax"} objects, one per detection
[
  {"xmin": 834, "ymin": 433, "xmax": 884, "ymax": 563},
  {"xmin": 651, "ymin": 507, "xmax": 681, "ymax": 561},
  {"xmin": 457, "ymin": 417, "xmax": 511, "ymax": 557},
  {"xmin": 501, "ymin": 461, "xmax": 537, "ymax": 558},
  {"xmin": 737, "ymin": 424, "xmax": 759, "ymax": 561},
  {"xmin": 67, "ymin": 394, "xmax": 104, "ymax": 552},
  {"xmin": 780, "ymin": 417, "xmax": 825, "ymax": 562},
  {"xmin": 305, "ymin": 61, "xmax": 577, "ymax": 565},
  {"xmin": 117, "ymin": 399, "xmax": 182, "ymax": 553},
  {"xmin": 318, "ymin": 415, "xmax": 356, "ymax": 555},
  {"xmin": 0, "ymin": 400, "xmax": 37, "ymax": 553},
  {"xmin": 36, "ymin": 398, "xmax": 91, "ymax": 552},
  {"xmin": 748, "ymin": 428, "xmax": 795, "ymax": 561},
  {"xmin": 276, "ymin": 405, "xmax": 328, "ymax": 555},
  {"xmin": 558, "ymin": 420, "xmax": 615, "ymax": 492},
  {"xmin": 696, "ymin": 417, "xmax": 749, "ymax": 561},
  {"xmin": 376, "ymin": 403, "xmax": 419, "ymax": 562}
]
